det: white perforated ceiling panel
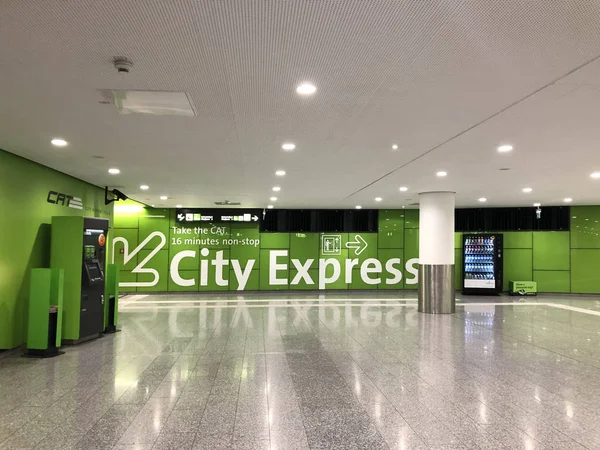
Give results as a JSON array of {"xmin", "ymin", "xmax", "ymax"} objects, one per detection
[{"xmin": 2, "ymin": 1, "xmax": 600, "ymax": 208}]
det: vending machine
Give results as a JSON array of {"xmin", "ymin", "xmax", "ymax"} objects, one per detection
[{"xmin": 462, "ymin": 234, "xmax": 503, "ymax": 295}]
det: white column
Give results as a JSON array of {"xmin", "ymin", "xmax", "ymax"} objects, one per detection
[{"xmin": 418, "ymin": 191, "xmax": 455, "ymax": 314}]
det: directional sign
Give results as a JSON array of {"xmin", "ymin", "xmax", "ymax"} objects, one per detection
[
  {"xmin": 345, "ymin": 234, "xmax": 368, "ymax": 256},
  {"xmin": 175, "ymin": 208, "xmax": 263, "ymax": 224}
]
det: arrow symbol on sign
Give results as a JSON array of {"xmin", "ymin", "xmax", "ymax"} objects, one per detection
[
  {"xmin": 252, "ymin": 215, "xmax": 259, "ymax": 222},
  {"xmin": 177, "ymin": 214, "xmax": 185, "ymax": 221},
  {"xmin": 345, "ymin": 235, "xmax": 368, "ymax": 256}
]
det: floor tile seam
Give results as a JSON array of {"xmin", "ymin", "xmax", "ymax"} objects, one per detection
[
  {"xmin": 362, "ymin": 326, "xmax": 592, "ymax": 434},
  {"xmin": 86, "ymin": 350, "xmax": 180, "ymax": 445},
  {"xmin": 357, "ymin": 324, "xmax": 595, "ymax": 444},
  {"xmin": 0, "ymin": 382, "xmax": 109, "ymax": 446},
  {"xmin": 190, "ymin": 311, "xmax": 247, "ymax": 444},
  {"xmin": 339, "ymin": 326, "xmax": 510, "ymax": 448},
  {"xmin": 269, "ymin": 307, "xmax": 311, "ymax": 448},
  {"xmin": 370, "ymin": 309, "xmax": 599, "ymax": 409},
  {"xmin": 260, "ymin": 312, "xmax": 273, "ymax": 448},
  {"xmin": 230, "ymin": 322, "xmax": 251, "ymax": 439},
  {"xmin": 184, "ymin": 309, "xmax": 226, "ymax": 361},
  {"xmin": 290, "ymin": 308, "xmax": 395, "ymax": 450}
]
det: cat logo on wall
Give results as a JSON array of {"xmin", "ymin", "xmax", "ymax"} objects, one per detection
[{"xmin": 46, "ymin": 191, "xmax": 83, "ymax": 210}]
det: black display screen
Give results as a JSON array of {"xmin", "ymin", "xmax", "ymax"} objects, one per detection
[
  {"xmin": 84, "ymin": 261, "xmax": 103, "ymax": 285},
  {"xmin": 87, "ymin": 264, "xmax": 100, "ymax": 280}
]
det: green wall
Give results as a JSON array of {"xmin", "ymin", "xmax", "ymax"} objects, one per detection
[
  {"xmin": 113, "ymin": 206, "xmax": 599, "ymax": 295},
  {"xmin": 112, "ymin": 207, "xmax": 415, "ymax": 293},
  {"xmin": 0, "ymin": 149, "xmax": 112, "ymax": 349}
]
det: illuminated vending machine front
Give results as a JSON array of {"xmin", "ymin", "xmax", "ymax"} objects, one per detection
[{"xmin": 462, "ymin": 234, "xmax": 503, "ymax": 295}]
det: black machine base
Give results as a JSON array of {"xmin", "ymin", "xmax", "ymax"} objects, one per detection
[
  {"xmin": 24, "ymin": 348, "xmax": 65, "ymax": 358},
  {"xmin": 462, "ymin": 289, "xmax": 501, "ymax": 296},
  {"xmin": 62, "ymin": 333, "xmax": 102, "ymax": 346},
  {"xmin": 103, "ymin": 326, "xmax": 121, "ymax": 334}
]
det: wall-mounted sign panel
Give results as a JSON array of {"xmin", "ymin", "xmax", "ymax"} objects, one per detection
[{"xmin": 176, "ymin": 208, "xmax": 262, "ymax": 224}]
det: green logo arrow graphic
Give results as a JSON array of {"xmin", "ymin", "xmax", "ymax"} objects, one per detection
[{"xmin": 345, "ymin": 235, "xmax": 368, "ymax": 256}]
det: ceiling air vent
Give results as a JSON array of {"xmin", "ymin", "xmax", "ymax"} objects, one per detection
[
  {"xmin": 214, "ymin": 200, "xmax": 241, "ymax": 206},
  {"xmin": 98, "ymin": 89, "xmax": 196, "ymax": 116}
]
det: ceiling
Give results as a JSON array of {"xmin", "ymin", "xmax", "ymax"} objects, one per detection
[{"xmin": 2, "ymin": 1, "xmax": 600, "ymax": 209}]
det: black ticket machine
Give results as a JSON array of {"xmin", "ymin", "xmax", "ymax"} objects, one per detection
[{"xmin": 80, "ymin": 219, "xmax": 108, "ymax": 341}]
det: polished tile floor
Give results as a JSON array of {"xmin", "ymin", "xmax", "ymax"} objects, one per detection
[{"xmin": 2, "ymin": 293, "xmax": 600, "ymax": 449}]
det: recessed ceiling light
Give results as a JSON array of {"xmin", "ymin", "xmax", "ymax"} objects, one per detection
[
  {"xmin": 160, "ymin": 196, "xmax": 168, "ymax": 200},
  {"xmin": 275, "ymin": 170, "xmax": 286, "ymax": 176},
  {"xmin": 51, "ymin": 138, "xmax": 68, "ymax": 147},
  {"xmin": 436, "ymin": 171, "xmax": 447, "ymax": 177},
  {"xmin": 270, "ymin": 197, "xmax": 278, "ymax": 201},
  {"xmin": 296, "ymin": 83, "xmax": 316, "ymax": 95},
  {"xmin": 399, "ymin": 186, "xmax": 408, "ymax": 192},
  {"xmin": 355, "ymin": 205, "xmax": 362, "ymax": 209},
  {"xmin": 478, "ymin": 198, "xmax": 487, "ymax": 203},
  {"xmin": 108, "ymin": 168, "xmax": 120, "ymax": 175},
  {"xmin": 140, "ymin": 185, "xmax": 149, "ymax": 190},
  {"xmin": 522, "ymin": 187, "xmax": 532, "ymax": 193},
  {"xmin": 591, "ymin": 172, "xmax": 600, "ymax": 179},
  {"xmin": 176, "ymin": 204, "xmax": 183, "ymax": 208},
  {"xmin": 533, "ymin": 202, "xmax": 541, "ymax": 207},
  {"xmin": 497, "ymin": 144, "xmax": 513, "ymax": 153},
  {"xmin": 392, "ymin": 144, "xmax": 398, "ymax": 150},
  {"xmin": 267, "ymin": 205, "xmax": 274, "ymax": 209},
  {"xmin": 272, "ymin": 186, "xmax": 281, "ymax": 192},
  {"xmin": 564, "ymin": 198, "xmax": 573, "ymax": 203},
  {"xmin": 375, "ymin": 197, "xmax": 382, "ymax": 202},
  {"xmin": 281, "ymin": 143, "xmax": 296, "ymax": 151}
]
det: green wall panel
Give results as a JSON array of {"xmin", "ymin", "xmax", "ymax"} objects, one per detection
[
  {"xmin": 571, "ymin": 206, "xmax": 600, "ymax": 249},
  {"xmin": 353, "ymin": 233, "xmax": 378, "ymax": 262},
  {"xmin": 503, "ymin": 249, "xmax": 533, "ymax": 291},
  {"xmin": 261, "ymin": 233, "xmax": 290, "ymax": 249},
  {"xmin": 502, "ymin": 232, "xmax": 533, "ymax": 249},
  {"xmin": 289, "ymin": 268, "xmax": 319, "ymax": 290},
  {"xmin": 113, "ymin": 210, "xmax": 139, "ymax": 229},
  {"xmin": 349, "ymin": 269, "xmax": 372, "ymax": 290},
  {"xmin": 455, "ymin": 248, "xmax": 462, "ymax": 289},
  {"xmin": 403, "ymin": 229, "xmax": 419, "ymax": 290},
  {"xmin": 454, "ymin": 233, "xmax": 462, "ymax": 249},
  {"xmin": 377, "ymin": 249, "xmax": 404, "ymax": 290},
  {"xmin": 119, "ymin": 271, "xmax": 137, "ymax": 293},
  {"xmin": 112, "ymin": 229, "xmax": 139, "ymax": 271},
  {"xmin": 378, "ymin": 210, "xmax": 405, "ymax": 249},
  {"xmin": 533, "ymin": 271, "xmax": 570, "ymax": 293},
  {"xmin": 109, "ymin": 203, "xmax": 600, "ymax": 297},
  {"xmin": 571, "ymin": 249, "xmax": 600, "ymax": 293},
  {"xmin": 139, "ymin": 212, "xmax": 171, "ymax": 250},
  {"xmin": 404, "ymin": 209, "xmax": 419, "ymax": 228},
  {"xmin": 259, "ymin": 249, "xmax": 289, "ymax": 290},
  {"xmin": 199, "ymin": 249, "xmax": 230, "ymax": 291},
  {"xmin": 319, "ymin": 233, "xmax": 349, "ymax": 257},
  {"xmin": 229, "ymin": 243, "xmax": 260, "ymax": 268},
  {"xmin": 136, "ymin": 249, "xmax": 169, "ymax": 292},
  {"xmin": 0, "ymin": 150, "xmax": 112, "ymax": 349},
  {"xmin": 533, "ymin": 232, "xmax": 570, "ymax": 271},
  {"xmin": 168, "ymin": 270, "xmax": 200, "ymax": 292},
  {"xmin": 290, "ymin": 233, "xmax": 319, "ymax": 269},
  {"xmin": 230, "ymin": 269, "xmax": 259, "ymax": 291}
]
